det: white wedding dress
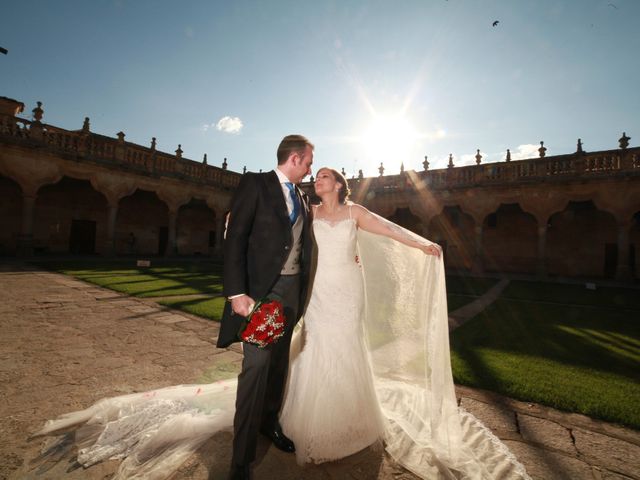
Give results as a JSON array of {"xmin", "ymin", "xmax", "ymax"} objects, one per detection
[
  {"xmin": 33, "ymin": 210, "xmax": 531, "ymax": 480},
  {"xmin": 280, "ymin": 215, "xmax": 387, "ymax": 464}
]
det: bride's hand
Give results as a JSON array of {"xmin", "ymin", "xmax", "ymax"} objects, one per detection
[{"xmin": 421, "ymin": 243, "xmax": 442, "ymax": 257}]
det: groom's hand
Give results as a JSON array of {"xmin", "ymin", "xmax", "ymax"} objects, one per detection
[{"xmin": 231, "ymin": 294, "xmax": 256, "ymax": 317}]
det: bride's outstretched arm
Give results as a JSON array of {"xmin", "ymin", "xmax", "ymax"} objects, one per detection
[{"xmin": 352, "ymin": 204, "xmax": 442, "ymax": 257}]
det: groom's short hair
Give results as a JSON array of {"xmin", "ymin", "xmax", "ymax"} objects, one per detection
[{"xmin": 277, "ymin": 135, "xmax": 314, "ymax": 165}]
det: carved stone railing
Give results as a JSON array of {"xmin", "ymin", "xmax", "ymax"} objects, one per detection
[
  {"xmin": 337, "ymin": 147, "xmax": 640, "ymax": 195},
  {"xmin": 0, "ymin": 113, "xmax": 241, "ymax": 190},
  {"xmin": 3, "ymin": 111, "xmax": 637, "ymax": 195}
]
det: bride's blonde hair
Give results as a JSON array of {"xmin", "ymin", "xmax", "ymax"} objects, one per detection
[{"xmin": 318, "ymin": 167, "xmax": 351, "ymax": 203}]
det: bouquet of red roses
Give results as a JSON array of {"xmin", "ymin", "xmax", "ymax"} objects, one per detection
[{"xmin": 238, "ymin": 297, "xmax": 286, "ymax": 348}]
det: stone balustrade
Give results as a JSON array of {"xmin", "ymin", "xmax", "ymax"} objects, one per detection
[
  {"xmin": 0, "ymin": 113, "xmax": 241, "ymax": 190},
  {"xmin": 333, "ymin": 147, "xmax": 640, "ymax": 196}
]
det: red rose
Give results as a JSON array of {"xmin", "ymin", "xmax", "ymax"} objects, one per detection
[{"xmin": 238, "ymin": 299, "xmax": 286, "ymax": 348}]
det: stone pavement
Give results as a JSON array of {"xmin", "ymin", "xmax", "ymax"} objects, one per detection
[{"xmin": 1, "ymin": 263, "xmax": 638, "ymax": 480}]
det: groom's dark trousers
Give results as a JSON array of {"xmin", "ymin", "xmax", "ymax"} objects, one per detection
[{"xmin": 231, "ymin": 273, "xmax": 300, "ymax": 465}]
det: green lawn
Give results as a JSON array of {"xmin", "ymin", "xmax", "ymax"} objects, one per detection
[
  {"xmin": 157, "ymin": 296, "xmax": 227, "ymax": 321},
  {"xmin": 33, "ymin": 260, "xmax": 224, "ymax": 297},
  {"xmin": 451, "ymin": 280, "xmax": 640, "ymax": 429},
  {"xmin": 33, "ymin": 260, "xmax": 640, "ymax": 428}
]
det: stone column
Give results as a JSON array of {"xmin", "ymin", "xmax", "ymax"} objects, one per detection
[
  {"xmin": 536, "ymin": 224, "xmax": 548, "ymax": 278},
  {"xmin": 615, "ymin": 223, "xmax": 632, "ymax": 281},
  {"xmin": 105, "ymin": 202, "xmax": 119, "ymax": 256},
  {"xmin": 166, "ymin": 209, "xmax": 178, "ymax": 256},
  {"xmin": 17, "ymin": 194, "xmax": 37, "ymax": 256},
  {"xmin": 471, "ymin": 224, "xmax": 484, "ymax": 274}
]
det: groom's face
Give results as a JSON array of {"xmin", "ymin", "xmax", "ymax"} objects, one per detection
[{"xmin": 290, "ymin": 145, "xmax": 314, "ymax": 184}]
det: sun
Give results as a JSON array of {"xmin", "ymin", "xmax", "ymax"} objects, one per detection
[{"xmin": 360, "ymin": 114, "xmax": 418, "ymax": 173}]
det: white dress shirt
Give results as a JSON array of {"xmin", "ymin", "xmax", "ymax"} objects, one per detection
[{"xmin": 275, "ymin": 168, "xmax": 297, "ymax": 217}]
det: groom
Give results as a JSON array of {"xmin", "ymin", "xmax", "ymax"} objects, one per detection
[{"xmin": 217, "ymin": 134, "xmax": 314, "ymax": 480}]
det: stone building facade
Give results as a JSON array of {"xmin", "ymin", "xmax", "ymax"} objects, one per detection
[
  {"xmin": 0, "ymin": 97, "xmax": 240, "ymax": 258},
  {"xmin": 1, "ymin": 96, "xmax": 639, "ymax": 281},
  {"xmin": 300, "ymin": 141, "xmax": 640, "ymax": 281}
]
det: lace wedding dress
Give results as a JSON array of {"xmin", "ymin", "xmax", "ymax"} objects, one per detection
[
  {"xmin": 34, "ymin": 210, "xmax": 531, "ymax": 480},
  {"xmin": 280, "ymin": 215, "xmax": 387, "ymax": 464}
]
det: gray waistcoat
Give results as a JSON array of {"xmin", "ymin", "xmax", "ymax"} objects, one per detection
[{"xmin": 281, "ymin": 214, "xmax": 303, "ymax": 274}]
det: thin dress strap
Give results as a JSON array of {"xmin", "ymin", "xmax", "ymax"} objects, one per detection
[{"xmin": 348, "ymin": 204, "xmax": 353, "ymax": 219}]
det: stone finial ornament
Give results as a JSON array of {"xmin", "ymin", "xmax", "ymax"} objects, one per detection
[
  {"xmin": 203, "ymin": 153, "xmax": 207, "ymax": 165},
  {"xmin": 150, "ymin": 137, "xmax": 156, "ymax": 150},
  {"xmin": 222, "ymin": 157, "xmax": 228, "ymax": 170},
  {"xmin": 117, "ymin": 131, "xmax": 125, "ymax": 143},
  {"xmin": 423, "ymin": 155, "xmax": 429, "ymax": 171},
  {"xmin": 175, "ymin": 144, "xmax": 183, "ymax": 158},
  {"xmin": 538, "ymin": 141, "xmax": 547, "ymax": 158},
  {"xmin": 82, "ymin": 117, "xmax": 90, "ymax": 133},
  {"xmin": 243, "ymin": 166, "xmax": 247, "ymax": 174},
  {"xmin": 378, "ymin": 162, "xmax": 385, "ymax": 176},
  {"xmin": 619, "ymin": 132, "xmax": 630, "ymax": 149},
  {"xmin": 576, "ymin": 138, "xmax": 584, "ymax": 153},
  {"xmin": 506, "ymin": 149, "xmax": 511, "ymax": 162},
  {"xmin": 32, "ymin": 101, "xmax": 44, "ymax": 122},
  {"xmin": 358, "ymin": 169, "xmax": 364, "ymax": 179},
  {"xmin": 475, "ymin": 149, "xmax": 482, "ymax": 165},
  {"xmin": 341, "ymin": 167, "xmax": 346, "ymax": 176},
  {"xmin": 400, "ymin": 162, "xmax": 405, "ymax": 173},
  {"xmin": 448, "ymin": 154, "xmax": 454, "ymax": 168}
]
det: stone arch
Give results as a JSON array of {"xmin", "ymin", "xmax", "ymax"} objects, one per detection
[
  {"xmin": 117, "ymin": 189, "xmax": 169, "ymax": 256},
  {"xmin": 0, "ymin": 175, "xmax": 23, "ymax": 254},
  {"xmin": 482, "ymin": 203, "xmax": 538, "ymax": 274},
  {"xmin": 428, "ymin": 205, "xmax": 475, "ymax": 271},
  {"xmin": 386, "ymin": 206, "xmax": 427, "ymax": 236},
  {"xmin": 33, "ymin": 176, "xmax": 109, "ymax": 254},
  {"xmin": 176, "ymin": 198, "xmax": 217, "ymax": 255},
  {"xmin": 546, "ymin": 200, "xmax": 618, "ymax": 278},
  {"xmin": 0, "ymin": 152, "xmax": 63, "ymax": 196}
]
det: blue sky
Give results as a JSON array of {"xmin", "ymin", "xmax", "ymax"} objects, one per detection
[{"xmin": 2, "ymin": 0, "xmax": 639, "ymax": 176}]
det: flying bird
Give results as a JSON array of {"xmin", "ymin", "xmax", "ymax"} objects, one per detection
[
  {"xmin": 492, "ymin": 20, "xmax": 499, "ymax": 27},
  {"xmin": 608, "ymin": 3, "xmax": 618, "ymax": 8},
  {"xmin": 0, "ymin": 47, "xmax": 8, "ymax": 55}
]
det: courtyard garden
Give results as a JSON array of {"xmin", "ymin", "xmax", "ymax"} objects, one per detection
[{"xmin": 34, "ymin": 259, "xmax": 640, "ymax": 429}]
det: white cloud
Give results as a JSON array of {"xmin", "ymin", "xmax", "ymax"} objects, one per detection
[
  {"xmin": 215, "ymin": 116, "xmax": 243, "ymax": 134},
  {"xmin": 459, "ymin": 152, "xmax": 484, "ymax": 166},
  {"xmin": 511, "ymin": 144, "xmax": 540, "ymax": 160}
]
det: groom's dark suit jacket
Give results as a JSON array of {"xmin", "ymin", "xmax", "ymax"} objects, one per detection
[{"xmin": 217, "ymin": 171, "xmax": 312, "ymax": 348}]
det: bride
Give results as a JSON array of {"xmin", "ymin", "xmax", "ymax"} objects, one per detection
[
  {"xmin": 280, "ymin": 167, "xmax": 442, "ymax": 465},
  {"xmin": 33, "ymin": 168, "xmax": 531, "ymax": 480}
]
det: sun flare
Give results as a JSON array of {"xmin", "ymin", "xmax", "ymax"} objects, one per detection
[{"xmin": 360, "ymin": 114, "xmax": 418, "ymax": 173}]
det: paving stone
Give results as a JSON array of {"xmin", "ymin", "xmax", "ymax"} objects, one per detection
[
  {"xmin": 154, "ymin": 313, "xmax": 191, "ymax": 324},
  {"xmin": 460, "ymin": 396, "xmax": 519, "ymax": 433},
  {"xmin": 503, "ymin": 440, "xmax": 595, "ymax": 480},
  {"xmin": 597, "ymin": 468, "xmax": 637, "ymax": 480},
  {"xmin": 573, "ymin": 427, "xmax": 640, "ymax": 478},
  {"xmin": 517, "ymin": 414, "xmax": 577, "ymax": 454},
  {"xmin": 125, "ymin": 304, "xmax": 161, "ymax": 313}
]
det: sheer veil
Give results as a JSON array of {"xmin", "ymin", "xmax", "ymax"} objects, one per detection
[
  {"xmin": 357, "ymin": 213, "xmax": 530, "ymax": 479},
  {"xmin": 33, "ymin": 213, "xmax": 530, "ymax": 480}
]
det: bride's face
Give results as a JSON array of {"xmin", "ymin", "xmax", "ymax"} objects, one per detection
[{"xmin": 314, "ymin": 169, "xmax": 340, "ymax": 197}]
